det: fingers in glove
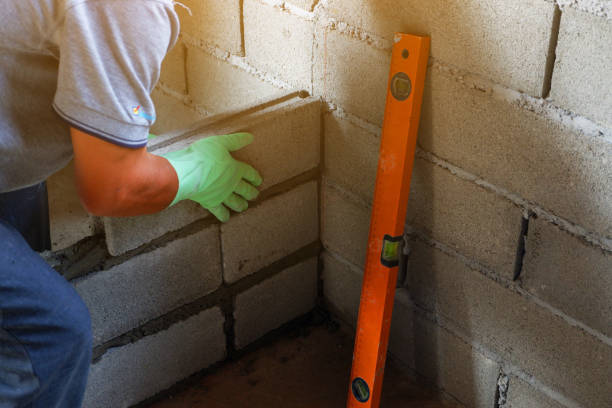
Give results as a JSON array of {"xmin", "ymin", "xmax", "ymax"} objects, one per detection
[
  {"xmin": 235, "ymin": 180, "xmax": 259, "ymax": 201},
  {"xmin": 208, "ymin": 204, "xmax": 231, "ymax": 223},
  {"xmin": 239, "ymin": 162, "xmax": 263, "ymax": 187},
  {"xmin": 223, "ymin": 193, "xmax": 249, "ymax": 213},
  {"xmin": 216, "ymin": 132, "xmax": 254, "ymax": 152}
]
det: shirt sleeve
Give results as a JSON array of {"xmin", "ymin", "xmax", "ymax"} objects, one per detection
[{"xmin": 53, "ymin": 0, "xmax": 180, "ymax": 148}]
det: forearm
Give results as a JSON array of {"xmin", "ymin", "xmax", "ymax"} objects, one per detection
[{"xmin": 71, "ymin": 128, "xmax": 178, "ymax": 217}]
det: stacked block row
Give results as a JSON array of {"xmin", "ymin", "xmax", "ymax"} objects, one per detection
[{"xmin": 46, "ymin": 97, "xmax": 323, "ymax": 407}]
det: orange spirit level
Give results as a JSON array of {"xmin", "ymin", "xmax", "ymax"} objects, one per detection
[{"xmin": 347, "ymin": 33, "xmax": 430, "ymax": 408}]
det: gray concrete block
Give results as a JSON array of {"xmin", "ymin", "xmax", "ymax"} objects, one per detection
[
  {"xmin": 313, "ymin": 28, "xmax": 390, "ymax": 125},
  {"xmin": 103, "ymin": 200, "xmax": 210, "ymax": 256},
  {"xmin": 407, "ymin": 158, "xmax": 522, "ymax": 281},
  {"xmin": 221, "ymin": 181, "xmax": 318, "ymax": 283},
  {"xmin": 324, "ymin": 112, "xmax": 379, "ymax": 201},
  {"xmin": 321, "ymin": 250, "xmax": 363, "ymax": 326},
  {"xmin": 413, "ymin": 316, "xmax": 500, "ymax": 408},
  {"xmin": 47, "ymin": 161, "xmax": 95, "ymax": 250},
  {"xmin": 244, "ymin": 0, "xmax": 314, "ymax": 90},
  {"xmin": 388, "ymin": 288, "xmax": 416, "ymax": 370},
  {"xmin": 176, "ymin": 0, "xmax": 243, "ymax": 54},
  {"xmin": 321, "ymin": 182, "xmax": 371, "ymax": 269},
  {"xmin": 75, "ymin": 226, "xmax": 222, "ymax": 345},
  {"xmin": 151, "ymin": 88, "xmax": 207, "ymax": 136},
  {"xmin": 506, "ymin": 375, "xmax": 567, "ymax": 408},
  {"xmin": 523, "ymin": 217, "xmax": 612, "ymax": 337},
  {"xmin": 324, "ymin": 0, "xmax": 555, "ymax": 96},
  {"xmin": 83, "ymin": 307, "xmax": 226, "ymax": 408},
  {"xmin": 418, "ymin": 67, "xmax": 612, "ymax": 240},
  {"xmin": 234, "ymin": 257, "xmax": 318, "ymax": 348},
  {"xmin": 407, "ymin": 238, "xmax": 612, "ymax": 408},
  {"xmin": 160, "ymin": 41, "xmax": 187, "ymax": 94},
  {"xmin": 186, "ymin": 46, "xmax": 282, "ymax": 114},
  {"xmin": 551, "ymin": 7, "xmax": 612, "ymax": 128}
]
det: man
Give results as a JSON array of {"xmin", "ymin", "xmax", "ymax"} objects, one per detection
[{"xmin": 0, "ymin": 1, "xmax": 262, "ymax": 406}]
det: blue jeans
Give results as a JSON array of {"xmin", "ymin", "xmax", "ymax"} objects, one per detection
[{"xmin": 0, "ymin": 220, "xmax": 92, "ymax": 406}]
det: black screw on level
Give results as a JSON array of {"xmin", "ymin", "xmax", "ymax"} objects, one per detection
[{"xmin": 402, "ymin": 49, "xmax": 409, "ymax": 59}]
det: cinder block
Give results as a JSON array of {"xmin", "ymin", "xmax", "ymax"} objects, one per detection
[
  {"xmin": 47, "ymin": 161, "xmax": 95, "ymax": 250},
  {"xmin": 229, "ymin": 98, "xmax": 321, "ymax": 191},
  {"xmin": 324, "ymin": 0, "xmax": 555, "ymax": 96},
  {"xmin": 388, "ymin": 288, "xmax": 416, "ymax": 370},
  {"xmin": 287, "ymin": 0, "xmax": 317, "ymax": 11},
  {"xmin": 313, "ymin": 28, "xmax": 390, "ymax": 125},
  {"xmin": 413, "ymin": 316, "xmax": 500, "ymax": 408},
  {"xmin": 150, "ymin": 88, "xmax": 207, "ymax": 136},
  {"xmin": 108, "ymin": 97, "xmax": 320, "ymax": 255},
  {"xmin": 408, "ymin": 238, "xmax": 612, "ymax": 408},
  {"xmin": 523, "ymin": 217, "xmax": 612, "ymax": 337},
  {"xmin": 321, "ymin": 182, "xmax": 370, "ymax": 269},
  {"xmin": 83, "ymin": 307, "xmax": 226, "ymax": 408},
  {"xmin": 221, "ymin": 181, "xmax": 318, "ymax": 283},
  {"xmin": 176, "ymin": 0, "xmax": 243, "ymax": 54},
  {"xmin": 75, "ymin": 226, "xmax": 222, "ymax": 345},
  {"xmin": 103, "ymin": 200, "xmax": 209, "ymax": 256},
  {"xmin": 324, "ymin": 112, "xmax": 379, "ymax": 201},
  {"xmin": 551, "ymin": 7, "xmax": 612, "ymax": 128},
  {"xmin": 244, "ymin": 0, "xmax": 314, "ymax": 90},
  {"xmin": 321, "ymin": 250, "xmax": 363, "ymax": 326},
  {"xmin": 418, "ymin": 68, "xmax": 612, "ymax": 239},
  {"xmin": 160, "ymin": 42, "xmax": 187, "ymax": 94},
  {"xmin": 234, "ymin": 257, "xmax": 318, "ymax": 348},
  {"xmin": 506, "ymin": 375, "xmax": 567, "ymax": 408},
  {"xmin": 186, "ymin": 46, "xmax": 282, "ymax": 114},
  {"xmin": 408, "ymin": 158, "xmax": 522, "ymax": 280}
]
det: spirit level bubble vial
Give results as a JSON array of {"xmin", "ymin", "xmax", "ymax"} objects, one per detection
[{"xmin": 347, "ymin": 33, "xmax": 430, "ymax": 408}]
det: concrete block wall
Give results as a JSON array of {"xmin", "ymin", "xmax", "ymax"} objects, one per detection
[
  {"xmin": 299, "ymin": 1, "xmax": 609, "ymax": 407},
  {"xmin": 45, "ymin": 96, "xmax": 321, "ymax": 407},
  {"xmin": 43, "ymin": 1, "xmax": 612, "ymax": 407}
]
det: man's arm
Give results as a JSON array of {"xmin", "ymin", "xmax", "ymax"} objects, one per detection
[{"xmin": 70, "ymin": 127, "xmax": 178, "ymax": 217}]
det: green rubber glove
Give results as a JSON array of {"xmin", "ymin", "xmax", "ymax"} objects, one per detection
[{"xmin": 160, "ymin": 132, "xmax": 262, "ymax": 222}]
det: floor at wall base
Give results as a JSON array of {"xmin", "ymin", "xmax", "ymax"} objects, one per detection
[{"xmin": 141, "ymin": 316, "xmax": 451, "ymax": 408}]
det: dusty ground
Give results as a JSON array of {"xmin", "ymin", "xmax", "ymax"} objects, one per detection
[{"xmin": 142, "ymin": 315, "xmax": 449, "ymax": 408}]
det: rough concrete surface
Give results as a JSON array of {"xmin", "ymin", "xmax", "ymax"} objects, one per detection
[
  {"xmin": 551, "ymin": 7, "xmax": 612, "ymax": 128},
  {"xmin": 103, "ymin": 200, "xmax": 210, "ymax": 256},
  {"xmin": 321, "ymin": 250, "xmax": 363, "ymax": 326},
  {"xmin": 388, "ymin": 289, "xmax": 416, "ymax": 370},
  {"xmin": 324, "ymin": 0, "xmax": 555, "ymax": 96},
  {"xmin": 418, "ymin": 67, "xmax": 612, "ymax": 240},
  {"xmin": 47, "ymin": 161, "xmax": 95, "ymax": 250},
  {"xmin": 244, "ymin": 0, "xmax": 314, "ymax": 90},
  {"xmin": 221, "ymin": 181, "xmax": 318, "ymax": 283},
  {"xmin": 160, "ymin": 41, "xmax": 187, "ymax": 94},
  {"xmin": 313, "ymin": 28, "xmax": 390, "ymax": 125},
  {"xmin": 324, "ymin": 112, "xmax": 380, "ymax": 201},
  {"xmin": 407, "ymin": 238, "xmax": 612, "ymax": 408},
  {"xmin": 321, "ymin": 182, "xmax": 370, "ymax": 268},
  {"xmin": 153, "ymin": 97, "xmax": 320, "ymax": 192},
  {"xmin": 413, "ymin": 315, "xmax": 500, "ymax": 408},
  {"xmin": 523, "ymin": 217, "xmax": 612, "ymax": 337},
  {"xmin": 234, "ymin": 257, "xmax": 318, "ymax": 348},
  {"xmin": 75, "ymin": 226, "xmax": 222, "ymax": 345},
  {"xmin": 407, "ymin": 158, "xmax": 522, "ymax": 281},
  {"xmin": 187, "ymin": 46, "xmax": 281, "ymax": 114},
  {"xmin": 83, "ymin": 307, "xmax": 226, "ymax": 408},
  {"xmin": 175, "ymin": 0, "xmax": 243, "ymax": 55},
  {"xmin": 506, "ymin": 375, "xmax": 567, "ymax": 408},
  {"xmin": 151, "ymin": 89, "xmax": 206, "ymax": 136}
]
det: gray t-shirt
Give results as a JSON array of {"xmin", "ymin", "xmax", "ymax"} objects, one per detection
[{"xmin": 0, "ymin": 0, "xmax": 180, "ymax": 192}]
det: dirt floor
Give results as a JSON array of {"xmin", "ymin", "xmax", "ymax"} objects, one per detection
[{"xmin": 144, "ymin": 317, "xmax": 449, "ymax": 408}]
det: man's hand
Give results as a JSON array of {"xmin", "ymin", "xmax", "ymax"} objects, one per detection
[{"xmin": 160, "ymin": 132, "xmax": 262, "ymax": 222}]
